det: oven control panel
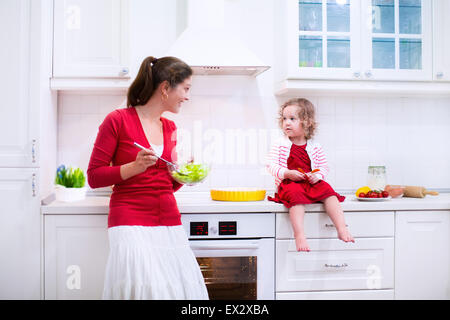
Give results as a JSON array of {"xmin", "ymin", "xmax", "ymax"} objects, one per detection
[
  {"xmin": 181, "ymin": 213, "xmax": 275, "ymax": 239},
  {"xmin": 190, "ymin": 221, "xmax": 237, "ymax": 236}
]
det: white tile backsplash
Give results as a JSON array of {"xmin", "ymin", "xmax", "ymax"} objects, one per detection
[{"xmin": 57, "ymin": 92, "xmax": 450, "ymax": 193}]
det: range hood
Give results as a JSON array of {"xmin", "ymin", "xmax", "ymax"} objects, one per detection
[{"xmin": 166, "ymin": 0, "xmax": 270, "ymax": 76}]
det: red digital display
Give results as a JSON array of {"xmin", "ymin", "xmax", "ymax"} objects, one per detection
[
  {"xmin": 190, "ymin": 222, "xmax": 208, "ymax": 236},
  {"xmin": 219, "ymin": 221, "xmax": 237, "ymax": 235}
]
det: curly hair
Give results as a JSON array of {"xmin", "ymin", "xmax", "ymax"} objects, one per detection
[{"xmin": 278, "ymin": 98, "xmax": 317, "ymax": 140}]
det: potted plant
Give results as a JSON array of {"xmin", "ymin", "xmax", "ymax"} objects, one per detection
[{"xmin": 54, "ymin": 165, "xmax": 87, "ymax": 202}]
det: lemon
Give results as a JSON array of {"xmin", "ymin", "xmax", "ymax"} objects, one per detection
[{"xmin": 355, "ymin": 186, "xmax": 371, "ymax": 197}]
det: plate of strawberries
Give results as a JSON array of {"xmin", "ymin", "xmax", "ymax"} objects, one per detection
[{"xmin": 356, "ymin": 189, "xmax": 391, "ymax": 201}]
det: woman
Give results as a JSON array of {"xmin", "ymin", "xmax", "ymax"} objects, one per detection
[{"xmin": 87, "ymin": 56, "xmax": 209, "ymax": 300}]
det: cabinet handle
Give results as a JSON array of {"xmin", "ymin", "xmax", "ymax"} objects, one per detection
[
  {"xmin": 324, "ymin": 223, "xmax": 348, "ymax": 228},
  {"xmin": 31, "ymin": 139, "xmax": 36, "ymax": 163},
  {"xmin": 324, "ymin": 263, "xmax": 348, "ymax": 268},
  {"xmin": 32, "ymin": 173, "xmax": 36, "ymax": 197},
  {"xmin": 120, "ymin": 67, "xmax": 129, "ymax": 76},
  {"xmin": 365, "ymin": 70, "xmax": 372, "ymax": 78},
  {"xmin": 436, "ymin": 72, "xmax": 444, "ymax": 79},
  {"xmin": 353, "ymin": 72, "xmax": 361, "ymax": 78}
]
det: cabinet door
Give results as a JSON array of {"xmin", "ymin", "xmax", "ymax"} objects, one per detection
[
  {"xmin": 285, "ymin": 0, "xmax": 361, "ymax": 79},
  {"xmin": 276, "ymin": 289, "xmax": 394, "ymax": 300},
  {"xmin": 0, "ymin": 0, "xmax": 39, "ymax": 167},
  {"xmin": 361, "ymin": 0, "xmax": 432, "ymax": 80},
  {"xmin": 276, "ymin": 211, "xmax": 394, "ymax": 239},
  {"xmin": 395, "ymin": 211, "xmax": 450, "ymax": 300},
  {"xmin": 432, "ymin": 0, "xmax": 450, "ymax": 81},
  {"xmin": 276, "ymin": 238, "xmax": 394, "ymax": 292},
  {"xmin": 0, "ymin": 169, "xmax": 40, "ymax": 299},
  {"xmin": 53, "ymin": 0, "xmax": 129, "ymax": 78},
  {"xmin": 44, "ymin": 215, "xmax": 109, "ymax": 300}
]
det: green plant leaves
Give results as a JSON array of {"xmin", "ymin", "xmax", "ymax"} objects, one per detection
[{"xmin": 55, "ymin": 165, "xmax": 86, "ymax": 188}]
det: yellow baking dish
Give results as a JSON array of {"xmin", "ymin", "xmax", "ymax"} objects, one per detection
[{"xmin": 210, "ymin": 187, "xmax": 266, "ymax": 201}]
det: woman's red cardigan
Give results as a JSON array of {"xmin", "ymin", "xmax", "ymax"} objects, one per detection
[{"xmin": 87, "ymin": 107, "xmax": 183, "ymax": 228}]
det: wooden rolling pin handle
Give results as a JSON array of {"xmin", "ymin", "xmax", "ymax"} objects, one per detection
[{"xmin": 404, "ymin": 186, "xmax": 440, "ymax": 198}]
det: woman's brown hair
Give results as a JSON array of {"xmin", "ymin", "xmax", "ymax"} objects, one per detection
[
  {"xmin": 278, "ymin": 98, "xmax": 317, "ymax": 139},
  {"xmin": 127, "ymin": 56, "xmax": 193, "ymax": 107}
]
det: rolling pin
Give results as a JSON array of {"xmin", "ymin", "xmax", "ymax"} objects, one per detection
[{"xmin": 403, "ymin": 186, "xmax": 439, "ymax": 198}]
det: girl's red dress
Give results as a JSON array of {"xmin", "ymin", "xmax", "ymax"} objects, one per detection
[{"xmin": 268, "ymin": 143, "xmax": 345, "ymax": 208}]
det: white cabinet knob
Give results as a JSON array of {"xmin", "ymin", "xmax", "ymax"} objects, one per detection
[
  {"xmin": 436, "ymin": 72, "xmax": 444, "ymax": 79},
  {"xmin": 365, "ymin": 70, "xmax": 372, "ymax": 78},
  {"xmin": 353, "ymin": 72, "xmax": 361, "ymax": 78}
]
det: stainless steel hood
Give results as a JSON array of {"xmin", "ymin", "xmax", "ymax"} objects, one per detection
[{"xmin": 166, "ymin": 0, "xmax": 270, "ymax": 76}]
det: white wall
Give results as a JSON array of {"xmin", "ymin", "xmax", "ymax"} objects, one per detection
[
  {"xmin": 56, "ymin": 0, "xmax": 450, "ymax": 194},
  {"xmin": 57, "ymin": 92, "xmax": 450, "ymax": 193}
]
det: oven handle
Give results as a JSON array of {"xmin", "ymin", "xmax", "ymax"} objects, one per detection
[{"xmin": 189, "ymin": 243, "xmax": 259, "ymax": 250}]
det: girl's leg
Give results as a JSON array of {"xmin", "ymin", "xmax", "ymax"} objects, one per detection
[
  {"xmin": 322, "ymin": 196, "xmax": 355, "ymax": 243},
  {"xmin": 289, "ymin": 204, "xmax": 310, "ymax": 251}
]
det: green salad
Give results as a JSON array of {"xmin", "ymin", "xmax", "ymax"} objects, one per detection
[{"xmin": 171, "ymin": 163, "xmax": 209, "ymax": 184}]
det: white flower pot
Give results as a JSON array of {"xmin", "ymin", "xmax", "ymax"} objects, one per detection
[{"xmin": 55, "ymin": 185, "xmax": 87, "ymax": 202}]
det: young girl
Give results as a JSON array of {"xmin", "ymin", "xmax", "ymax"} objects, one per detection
[{"xmin": 267, "ymin": 98, "xmax": 354, "ymax": 252}]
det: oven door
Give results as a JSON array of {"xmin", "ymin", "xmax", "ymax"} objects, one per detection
[{"xmin": 189, "ymin": 238, "xmax": 274, "ymax": 300}]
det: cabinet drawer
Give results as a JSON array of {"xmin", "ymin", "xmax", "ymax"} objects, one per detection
[
  {"xmin": 276, "ymin": 211, "xmax": 394, "ymax": 239},
  {"xmin": 276, "ymin": 238, "xmax": 394, "ymax": 292},
  {"xmin": 276, "ymin": 289, "xmax": 394, "ymax": 300}
]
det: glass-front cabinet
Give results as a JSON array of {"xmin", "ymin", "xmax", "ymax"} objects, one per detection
[
  {"xmin": 362, "ymin": 0, "xmax": 432, "ymax": 80},
  {"xmin": 281, "ymin": 0, "xmax": 432, "ymax": 81},
  {"xmin": 286, "ymin": 0, "xmax": 361, "ymax": 79}
]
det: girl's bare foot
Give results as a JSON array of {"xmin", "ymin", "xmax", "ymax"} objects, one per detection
[
  {"xmin": 337, "ymin": 227, "xmax": 355, "ymax": 243},
  {"xmin": 295, "ymin": 234, "xmax": 310, "ymax": 252}
]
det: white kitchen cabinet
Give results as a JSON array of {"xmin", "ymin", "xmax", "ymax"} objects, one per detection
[
  {"xmin": 276, "ymin": 289, "xmax": 394, "ymax": 300},
  {"xmin": 0, "ymin": 0, "xmax": 39, "ymax": 167},
  {"xmin": 432, "ymin": 0, "xmax": 450, "ymax": 81},
  {"xmin": 53, "ymin": 0, "xmax": 130, "ymax": 78},
  {"xmin": 276, "ymin": 211, "xmax": 394, "ymax": 239},
  {"xmin": 44, "ymin": 215, "xmax": 109, "ymax": 300},
  {"xmin": 275, "ymin": 210, "xmax": 395, "ymax": 299},
  {"xmin": 395, "ymin": 211, "xmax": 450, "ymax": 300},
  {"xmin": 0, "ymin": 0, "xmax": 55, "ymax": 300},
  {"xmin": 277, "ymin": 0, "xmax": 432, "ymax": 82},
  {"xmin": 0, "ymin": 169, "xmax": 41, "ymax": 299},
  {"xmin": 360, "ymin": 0, "xmax": 432, "ymax": 81},
  {"xmin": 276, "ymin": 238, "xmax": 394, "ymax": 292},
  {"xmin": 278, "ymin": 0, "xmax": 362, "ymax": 80}
]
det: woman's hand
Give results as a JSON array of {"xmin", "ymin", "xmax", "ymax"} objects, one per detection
[
  {"xmin": 120, "ymin": 148, "xmax": 158, "ymax": 180},
  {"xmin": 284, "ymin": 170, "xmax": 307, "ymax": 182},
  {"xmin": 134, "ymin": 149, "xmax": 158, "ymax": 173}
]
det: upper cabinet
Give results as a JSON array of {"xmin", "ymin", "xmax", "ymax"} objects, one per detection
[
  {"xmin": 284, "ymin": 0, "xmax": 362, "ymax": 80},
  {"xmin": 0, "ymin": 0, "xmax": 39, "ymax": 167},
  {"xmin": 433, "ymin": 0, "xmax": 450, "ymax": 81},
  {"xmin": 52, "ymin": 0, "xmax": 130, "ymax": 81},
  {"xmin": 275, "ymin": 0, "xmax": 450, "ymax": 95},
  {"xmin": 279, "ymin": 0, "xmax": 432, "ymax": 81},
  {"xmin": 362, "ymin": 0, "xmax": 432, "ymax": 81}
]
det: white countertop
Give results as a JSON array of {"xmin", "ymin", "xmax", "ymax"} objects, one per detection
[{"xmin": 41, "ymin": 192, "xmax": 450, "ymax": 214}]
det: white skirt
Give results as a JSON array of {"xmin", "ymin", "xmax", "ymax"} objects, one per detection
[{"xmin": 102, "ymin": 225, "xmax": 209, "ymax": 300}]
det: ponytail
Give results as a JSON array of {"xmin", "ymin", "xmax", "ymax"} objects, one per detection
[
  {"xmin": 127, "ymin": 56, "xmax": 192, "ymax": 108},
  {"xmin": 127, "ymin": 56, "xmax": 157, "ymax": 107}
]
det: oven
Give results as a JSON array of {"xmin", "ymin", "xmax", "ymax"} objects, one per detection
[{"xmin": 181, "ymin": 213, "xmax": 275, "ymax": 300}]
